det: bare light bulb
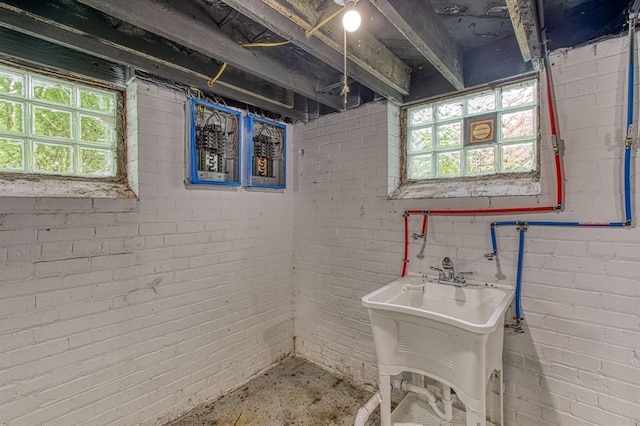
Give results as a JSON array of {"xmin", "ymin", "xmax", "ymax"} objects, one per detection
[{"xmin": 342, "ymin": 8, "xmax": 361, "ymax": 32}]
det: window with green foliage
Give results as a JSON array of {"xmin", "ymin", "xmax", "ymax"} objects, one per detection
[
  {"xmin": 403, "ymin": 79, "xmax": 538, "ymax": 181},
  {"xmin": 0, "ymin": 64, "xmax": 120, "ymax": 177}
]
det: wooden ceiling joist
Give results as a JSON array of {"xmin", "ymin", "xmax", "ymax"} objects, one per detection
[
  {"xmin": 0, "ymin": 1, "xmax": 316, "ymax": 120},
  {"xmin": 505, "ymin": 0, "xmax": 542, "ymax": 63},
  {"xmin": 255, "ymin": 0, "xmax": 411, "ymax": 101},
  {"xmin": 220, "ymin": 0, "xmax": 408, "ymax": 102},
  {"xmin": 0, "ymin": 27, "xmax": 127, "ymax": 87},
  {"xmin": 370, "ymin": 0, "xmax": 464, "ymax": 91},
  {"xmin": 74, "ymin": 0, "xmax": 345, "ymax": 111}
]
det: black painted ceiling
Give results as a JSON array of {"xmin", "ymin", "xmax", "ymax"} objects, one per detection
[{"xmin": 0, "ymin": 0, "xmax": 633, "ymax": 121}]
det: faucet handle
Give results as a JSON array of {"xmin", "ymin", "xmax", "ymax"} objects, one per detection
[{"xmin": 430, "ymin": 266, "xmax": 446, "ymax": 279}]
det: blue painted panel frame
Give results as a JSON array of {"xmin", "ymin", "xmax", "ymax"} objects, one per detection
[
  {"xmin": 188, "ymin": 98, "xmax": 243, "ymax": 186},
  {"xmin": 245, "ymin": 114, "xmax": 287, "ymax": 189}
]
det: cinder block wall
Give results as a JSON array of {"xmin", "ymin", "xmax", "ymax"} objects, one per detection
[
  {"xmin": 0, "ymin": 80, "xmax": 294, "ymax": 425},
  {"xmin": 293, "ymin": 34, "xmax": 640, "ymax": 425}
]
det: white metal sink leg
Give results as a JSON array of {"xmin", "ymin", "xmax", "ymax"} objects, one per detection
[
  {"xmin": 499, "ymin": 369, "xmax": 504, "ymax": 425},
  {"xmin": 379, "ymin": 374, "xmax": 392, "ymax": 426},
  {"xmin": 466, "ymin": 408, "xmax": 486, "ymax": 426}
]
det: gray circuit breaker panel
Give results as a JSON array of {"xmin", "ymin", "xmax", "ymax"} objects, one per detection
[
  {"xmin": 187, "ymin": 98, "xmax": 242, "ymax": 186},
  {"xmin": 246, "ymin": 115, "xmax": 286, "ymax": 189}
]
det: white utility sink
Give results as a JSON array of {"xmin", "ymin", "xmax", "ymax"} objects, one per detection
[
  {"xmin": 362, "ymin": 274, "xmax": 514, "ymax": 334},
  {"xmin": 362, "ymin": 274, "xmax": 514, "ymax": 426}
]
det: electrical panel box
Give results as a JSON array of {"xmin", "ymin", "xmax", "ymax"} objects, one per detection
[
  {"xmin": 245, "ymin": 115, "xmax": 286, "ymax": 189},
  {"xmin": 187, "ymin": 98, "xmax": 242, "ymax": 186}
]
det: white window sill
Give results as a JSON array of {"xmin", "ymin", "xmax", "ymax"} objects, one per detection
[
  {"xmin": 0, "ymin": 175, "xmax": 137, "ymax": 199},
  {"xmin": 390, "ymin": 172, "xmax": 541, "ymax": 199}
]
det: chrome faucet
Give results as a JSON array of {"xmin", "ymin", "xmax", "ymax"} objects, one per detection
[
  {"xmin": 430, "ymin": 257, "xmax": 473, "ymax": 286},
  {"xmin": 442, "ymin": 257, "xmax": 454, "ymax": 281}
]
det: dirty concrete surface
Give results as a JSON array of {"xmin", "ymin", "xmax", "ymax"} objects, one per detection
[{"xmin": 164, "ymin": 357, "xmax": 382, "ymax": 426}]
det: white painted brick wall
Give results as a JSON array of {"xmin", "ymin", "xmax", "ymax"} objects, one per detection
[
  {"xmin": 293, "ymin": 34, "xmax": 640, "ymax": 425},
  {"xmin": 0, "ymin": 80, "xmax": 294, "ymax": 425}
]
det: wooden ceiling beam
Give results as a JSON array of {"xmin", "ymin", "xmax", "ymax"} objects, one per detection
[
  {"xmin": 369, "ymin": 0, "xmax": 464, "ymax": 90},
  {"xmin": 505, "ymin": 0, "xmax": 542, "ymax": 63},
  {"xmin": 255, "ymin": 0, "xmax": 411, "ymax": 100},
  {"xmin": 74, "ymin": 0, "xmax": 344, "ymax": 111},
  {"xmin": 0, "ymin": 1, "xmax": 314, "ymax": 120},
  {"xmin": 220, "ymin": 0, "xmax": 406, "ymax": 102},
  {"xmin": 0, "ymin": 27, "xmax": 127, "ymax": 87}
]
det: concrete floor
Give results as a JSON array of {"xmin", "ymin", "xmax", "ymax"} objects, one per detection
[{"xmin": 165, "ymin": 357, "xmax": 382, "ymax": 426}]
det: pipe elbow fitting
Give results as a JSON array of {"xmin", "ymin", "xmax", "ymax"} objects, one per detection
[
  {"xmin": 354, "ymin": 408, "xmax": 369, "ymax": 426},
  {"xmin": 354, "ymin": 392, "xmax": 381, "ymax": 426}
]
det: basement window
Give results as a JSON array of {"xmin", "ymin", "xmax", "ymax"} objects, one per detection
[
  {"xmin": 0, "ymin": 64, "xmax": 120, "ymax": 176},
  {"xmin": 0, "ymin": 62, "xmax": 131, "ymax": 198},
  {"xmin": 395, "ymin": 78, "xmax": 541, "ymax": 199}
]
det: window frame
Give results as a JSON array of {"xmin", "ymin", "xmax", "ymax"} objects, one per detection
[
  {"xmin": 0, "ymin": 61, "xmax": 126, "ymax": 184},
  {"xmin": 400, "ymin": 76, "xmax": 540, "ymax": 186}
]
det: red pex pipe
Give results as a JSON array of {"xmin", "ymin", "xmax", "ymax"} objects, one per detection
[
  {"xmin": 545, "ymin": 65, "xmax": 558, "ymax": 136},
  {"xmin": 554, "ymin": 153, "xmax": 564, "ymax": 206},
  {"xmin": 401, "ymin": 214, "xmax": 409, "ymax": 277},
  {"xmin": 407, "ymin": 206, "xmax": 556, "ymax": 216},
  {"xmin": 429, "ymin": 206, "xmax": 556, "ymax": 215},
  {"xmin": 546, "ymin": 60, "xmax": 565, "ymax": 207}
]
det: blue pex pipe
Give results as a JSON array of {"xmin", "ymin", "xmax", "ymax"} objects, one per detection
[
  {"xmin": 628, "ymin": 23, "xmax": 635, "ymax": 130},
  {"xmin": 515, "ymin": 227, "xmax": 526, "ymax": 320},
  {"xmin": 494, "ymin": 220, "xmax": 625, "ymax": 228},
  {"xmin": 492, "ymin": 221, "xmax": 519, "ymax": 227},
  {"xmin": 626, "ymin": 19, "xmax": 635, "ymax": 224},
  {"xmin": 525, "ymin": 221, "xmax": 626, "ymax": 227},
  {"xmin": 490, "ymin": 225, "xmax": 498, "ymax": 255},
  {"xmin": 625, "ymin": 147, "xmax": 633, "ymax": 223},
  {"xmin": 489, "ymin": 220, "xmax": 626, "ymax": 255}
]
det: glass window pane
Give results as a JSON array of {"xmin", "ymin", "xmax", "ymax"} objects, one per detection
[
  {"xmin": 81, "ymin": 148, "xmax": 113, "ymax": 176},
  {"xmin": 0, "ymin": 69, "xmax": 24, "ymax": 96},
  {"xmin": 467, "ymin": 93, "xmax": 496, "ymax": 114},
  {"xmin": 32, "ymin": 78, "xmax": 72, "ymax": 105},
  {"xmin": 408, "ymin": 154, "xmax": 432, "ymax": 179},
  {"xmin": 501, "ymin": 84, "xmax": 536, "ymax": 108},
  {"xmin": 33, "ymin": 142, "xmax": 72, "ymax": 173},
  {"xmin": 408, "ymin": 127, "xmax": 432, "ymax": 153},
  {"xmin": 0, "ymin": 138, "xmax": 24, "ymax": 170},
  {"xmin": 501, "ymin": 143, "xmax": 535, "ymax": 172},
  {"xmin": 437, "ymin": 151, "xmax": 461, "ymax": 177},
  {"xmin": 80, "ymin": 115, "xmax": 114, "ymax": 143},
  {"xmin": 466, "ymin": 147, "xmax": 495, "ymax": 175},
  {"xmin": 403, "ymin": 78, "xmax": 538, "ymax": 181},
  {"xmin": 437, "ymin": 100, "xmax": 463, "ymax": 119},
  {"xmin": 80, "ymin": 89, "xmax": 115, "ymax": 114},
  {"xmin": 501, "ymin": 109, "xmax": 534, "ymax": 140},
  {"xmin": 437, "ymin": 122, "xmax": 462, "ymax": 148},
  {"xmin": 408, "ymin": 106, "xmax": 432, "ymax": 126},
  {"xmin": 33, "ymin": 106, "xmax": 72, "ymax": 139},
  {"xmin": 0, "ymin": 100, "xmax": 24, "ymax": 133}
]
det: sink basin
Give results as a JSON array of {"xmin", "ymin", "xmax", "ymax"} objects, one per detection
[
  {"xmin": 362, "ymin": 275, "xmax": 514, "ymax": 334},
  {"xmin": 362, "ymin": 274, "xmax": 514, "ymax": 424}
]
